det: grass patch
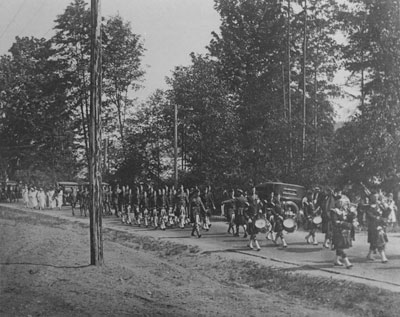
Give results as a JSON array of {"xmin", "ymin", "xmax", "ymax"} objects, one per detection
[{"xmin": 231, "ymin": 260, "xmax": 399, "ymax": 317}]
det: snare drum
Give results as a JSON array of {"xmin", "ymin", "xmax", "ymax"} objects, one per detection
[
  {"xmin": 283, "ymin": 218, "xmax": 296, "ymax": 233},
  {"xmin": 255, "ymin": 218, "xmax": 267, "ymax": 229},
  {"xmin": 312, "ymin": 216, "xmax": 322, "ymax": 225}
]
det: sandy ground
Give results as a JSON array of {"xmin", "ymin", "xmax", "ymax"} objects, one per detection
[{"xmin": 0, "ymin": 206, "xmax": 398, "ymax": 317}]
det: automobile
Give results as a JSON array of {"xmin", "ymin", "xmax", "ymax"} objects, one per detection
[
  {"xmin": 80, "ymin": 182, "xmax": 110, "ymax": 190},
  {"xmin": 255, "ymin": 181, "xmax": 306, "ymax": 216},
  {"xmin": 57, "ymin": 181, "xmax": 79, "ymax": 205},
  {"xmin": 0, "ymin": 180, "xmax": 19, "ymax": 202}
]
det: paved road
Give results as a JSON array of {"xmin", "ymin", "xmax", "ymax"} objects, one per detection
[{"xmin": 1, "ymin": 202, "xmax": 400, "ymax": 292}]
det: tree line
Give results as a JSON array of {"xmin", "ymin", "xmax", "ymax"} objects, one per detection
[{"xmin": 0, "ymin": 0, "xmax": 399, "ymax": 195}]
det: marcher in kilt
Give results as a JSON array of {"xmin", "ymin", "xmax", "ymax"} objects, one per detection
[
  {"xmin": 167, "ymin": 186, "xmax": 176, "ymax": 226},
  {"xmin": 366, "ymin": 192, "xmax": 390, "ymax": 263},
  {"xmin": 245, "ymin": 187, "xmax": 262, "ymax": 251},
  {"xmin": 264, "ymin": 192, "xmax": 276, "ymax": 241},
  {"xmin": 189, "ymin": 189, "xmax": 205, "ymax": 238},
  {"xmin": 131, "ymin": 186, "xmax": 140, "ymax": 225},
  {"xmin": 149, "ymin": 187, "xmax": 158, "ymax": 228},
  {"xmin": 221, "ymin": 189, "xmax": 236, "ymax": 234},
  {"xmin": 320, "ymin": 188, "xmax": 336, "ymax": 248},
  {"xmin": 139, "ymin": 190, "xmax": 150, "ymax": 227},
  {"xmin": 271, "ymin": 193, "xmax": 288, "ymax": 248},
  {"xmin": 157, "ymin": 188, "xmax": 168, "ymax": 230},
  {"xmin": 331, "ymin": 198, "xmax": 356, "ymax": 268},
  {"xmin": 234, "ymin": 189, "xmax": 248, "ymax": 238},
  {"xmin": 303, "ymin": 192, "xmax": 319, "ymax": 245},
  {"xmin": 202, "ymin": 186, "xmax": 215, "ymax": 231},
  {"xmin": 175, "ymin": 186, "xmax": 188, "ymax": 229}
]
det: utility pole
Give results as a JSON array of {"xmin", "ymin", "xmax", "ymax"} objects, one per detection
[
  {"xmin": 302, "ymin": 0, "xmax": 307, "ymax": 161},
  {"xmin": 89, "ymin": 0, "xmax": 103, "ymax": 266},
  {"xmin": 287, "ymin": 0, "xmax": 293, "ymax": 172},
  {"xmin": 174, "ymin": 103, "xmax": 178, "ymax": 188}
]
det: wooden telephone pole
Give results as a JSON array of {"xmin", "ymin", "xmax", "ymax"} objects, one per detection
[
  {"xmin": 302, "ymin": 0, "xmax": 307, "ymax": 161},
  {"xmin": 89, "ymin": 0, "xmax": 103, "ymax": 266},
  {"xmin": 174, "ymin": 103, "xmax": 178, "ymax": 188}
]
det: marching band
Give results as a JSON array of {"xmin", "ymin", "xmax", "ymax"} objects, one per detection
[{"xmin": 6, "ymin": 182, "xmax": 399, "ymax": 268}]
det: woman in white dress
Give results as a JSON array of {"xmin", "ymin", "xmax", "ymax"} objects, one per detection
[
  {"xmin": 28, "ymin": 187, "xmax": 38, "ymax": 209},
  {"xmin": 22, "ymin": 185, "xmax": 29, "ymax": 208},
  {"xmin": 47, "ymin": 187, "xmax": 56, "ymax": 209},
  {"xmin": 387, "ymin": 193, "xmax": 397, "ymax": 228},
  {"xmin": 37, "ymin": 188, "xmax": 46, "ymax": 210},
  {"xmin": 56, "ymin": 187, "xmax": 64, "ymax": 210}
]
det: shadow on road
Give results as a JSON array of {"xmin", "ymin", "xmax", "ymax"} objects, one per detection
[
  {"xmin": 284, "ymin": 247, "xmax": 324, "ymax": 253},
  {"xmin": 0, "ymin": 262, "xmax": 91, "ymax": 269}
]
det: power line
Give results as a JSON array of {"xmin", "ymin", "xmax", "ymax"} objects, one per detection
[{"xmin": 0, "ymin": 0, "xmax": 28, "ymax": 41}]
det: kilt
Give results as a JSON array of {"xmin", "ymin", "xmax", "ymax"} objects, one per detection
[
  {"xmin": 321, "ymin": 211, "xmax": 331, "ymax": 234},
  {"xmin": 332, "ymin": 228, "xmax": 352, "ymax": 250},
  {"xmin": 234, "ymin": 208, "xmax": 246, "ymax": 226},
  {"xmin": 273, "ymin": 217, "xmax": 284, "ymax": 233},
  {"xmin": 246, "ymin": 220, "xmax": 259, "ymax": 235}
]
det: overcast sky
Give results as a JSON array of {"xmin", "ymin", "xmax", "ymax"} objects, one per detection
[{"xmin": 0, "ymin": 0, "xmax": 356, "ymax": 121}]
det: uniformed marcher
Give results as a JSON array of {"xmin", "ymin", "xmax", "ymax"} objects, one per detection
[
  {"xmin": 366, "ymin": 193, "xmax": 390, "ymax": 263},
  {"xmin": 189, "ymin": 189, "xmax": 206, "ymax": 238},
  {"xmin": 331, "ymin": 198, "xmax": 357, "ymax": 268},
  {"xmin": 234, "ymin": 189, "xmax": 248, "ymax": 238},
  {"xmin": 271, "ymin": 193, "xmax": 288, "ymax": 248},
  {"xmin": 175, "ymin": 186, "xmax": 188, "ymax": 229},
  {"xmin": 245, "ymin": 187, "xmax": 262, "ymax": 250}
]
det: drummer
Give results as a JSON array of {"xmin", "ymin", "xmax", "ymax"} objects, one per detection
[
  {"xmin": 303, "ymin": 191, "xmax": 319, "ymax": 245},
  {"xmin": 271, "ymin": 192, "xmax": 288, "ymax": 248},
  {"xmin": 264, "ymin": 192, "xmax": 276, "ymax": 241}
]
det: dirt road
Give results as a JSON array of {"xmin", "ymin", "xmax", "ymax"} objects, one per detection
[{"xmin": 1, "ymin": 204, "xmax": 399, "ymax": 316}]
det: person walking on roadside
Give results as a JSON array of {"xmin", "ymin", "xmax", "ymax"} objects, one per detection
[
  {"xmin": 386, "ymin": 193, "xmax": 397, "ymax": 230},
  {"xmin": 22, "ymin": 184, "xmax": 29, "ymax": 208},
  {"xmin": 56, "ymin": 186, "xmax": 63, "ymax": 210},
  {"xmin": 37, "ymin": 187, "xmax": 46, "ymax": 210},
  {"xmin": 71, "ymin": 186, "xmax": 78, "ymax": 216},
  {"xmin": 28, "ymin": 186, "xmax": 38, "ymax": 209},
  {"xmin": 47, "ymin": 186, "xmax": 56, "ymax": 209}
]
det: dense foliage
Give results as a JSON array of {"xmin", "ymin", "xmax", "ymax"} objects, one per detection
[{"xmin": 0, "ymin": 0, "xmax": 399, "ymax": 193}]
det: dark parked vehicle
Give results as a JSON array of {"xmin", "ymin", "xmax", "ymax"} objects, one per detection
[
  {"xmin": 255, "ymin": 181, "xmax": 306, "ymax": 215},
  {"xmin": 57, "ymin": 181, "xmax": 79, "ymax": 206},
  {"xmin": 0, "ymin": 180, "xmax": 19, "ymax": 202}
]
